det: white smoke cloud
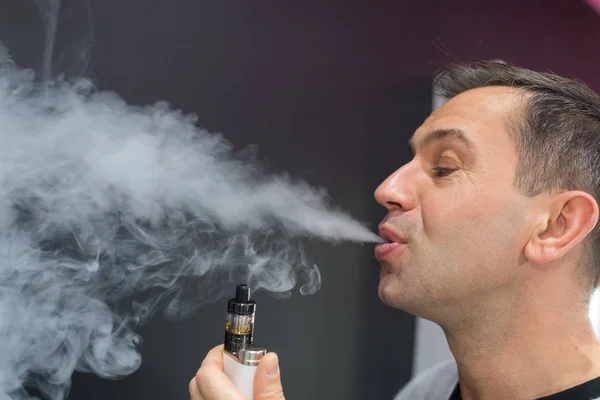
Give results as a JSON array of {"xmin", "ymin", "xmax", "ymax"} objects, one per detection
[{"xmin": 0, "ymin": 44, "xmax": 381, "ymax": 399}]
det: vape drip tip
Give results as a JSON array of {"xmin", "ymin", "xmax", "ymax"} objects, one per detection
[{"xmin": 224, "ymin": 284, "xmax": 256, "ymax": 355}]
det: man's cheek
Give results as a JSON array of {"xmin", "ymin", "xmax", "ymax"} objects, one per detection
[
  {"xmin": 423, "ymin": 192, "xmax": 487, "ymax": 233},
  {"xmin": 424, "ymin": 201, "xmax": 493, "ymax": 257}
]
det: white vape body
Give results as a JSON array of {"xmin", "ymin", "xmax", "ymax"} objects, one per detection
[
  {"xmin": 223, "ymin": 351, "xmax": 258, "ymax": 400},
  {"xmin": 223, "ymin": 346, "xmax": 266, "ymax": 400}
]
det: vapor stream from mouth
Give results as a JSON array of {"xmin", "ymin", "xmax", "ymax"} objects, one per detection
[{"xmin": 0, "ymin": 1, "xmax": 381, "ymax": 399}]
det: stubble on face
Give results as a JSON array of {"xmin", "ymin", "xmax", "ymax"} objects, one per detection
[{"xmin": 375, "ymin": 87, "xmax": 534, "ymax": 320}]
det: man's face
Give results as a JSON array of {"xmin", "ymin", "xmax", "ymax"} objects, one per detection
[{"xmin": 374, "ymin": 86, "xmax": 535, "ymax": 319}]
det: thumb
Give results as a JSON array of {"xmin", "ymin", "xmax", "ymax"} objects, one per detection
[{"xmin": 254, "ymin": 352, "xmax": 285, "ymax": 400}]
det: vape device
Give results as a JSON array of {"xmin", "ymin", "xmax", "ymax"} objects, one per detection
[{"xmin": 223, "ymin": 284, "xmax": 267, "ymax": 400}]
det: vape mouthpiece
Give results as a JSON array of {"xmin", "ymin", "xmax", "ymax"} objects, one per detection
[{"xmin": 236, "ymin": 284, "xmax": 251, "ymax": 302}]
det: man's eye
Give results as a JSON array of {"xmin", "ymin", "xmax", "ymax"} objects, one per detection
[{"xmin": 432, "ymin": 167, "xmax": 456, "ymax": 177}]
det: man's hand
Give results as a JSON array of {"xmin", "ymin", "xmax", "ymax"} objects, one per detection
[{"xmin": 189, "ymin": 345, "xmax": 285, "ymax": 400}]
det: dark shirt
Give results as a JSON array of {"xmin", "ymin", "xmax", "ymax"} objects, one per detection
[{"xmin": 449, "ymin": 376, "xmax": 600, "ymax": 400}]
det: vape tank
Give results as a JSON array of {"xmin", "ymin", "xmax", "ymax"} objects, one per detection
[{"xmin": 223, "ymin": 284, "xmax": 267, "ymax": 400}]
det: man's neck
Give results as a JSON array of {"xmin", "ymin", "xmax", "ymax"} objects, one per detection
[{"xmin": 441, "ymin": 285, "xmax": 600, "ymax": 400}]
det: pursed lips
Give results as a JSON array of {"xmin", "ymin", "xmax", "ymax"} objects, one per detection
[{"xmin": 375, "ymin": 225, "xmax": 408, "ymax": 260}]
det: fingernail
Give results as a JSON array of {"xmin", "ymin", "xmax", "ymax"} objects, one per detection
[{"xmin": 266, "ymin": 354, "xmax": 279, "ymax": 377}]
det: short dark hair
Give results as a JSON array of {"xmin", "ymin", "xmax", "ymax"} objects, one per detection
[{"xmin": 433, "ymin": 61, "xmax": 600, "ymax": 290}]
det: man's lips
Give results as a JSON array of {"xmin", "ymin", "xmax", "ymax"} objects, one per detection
[
  {"xmin": 375, "ymin": 225, "xmax": 408, "ymax": 260},
  {"xmin": 374, "ymin": 242, "xmax": 405, "ymax": 260},
  {"xmin": 377, "ymin": 225, "xmax": 408, "ymax": 244}
]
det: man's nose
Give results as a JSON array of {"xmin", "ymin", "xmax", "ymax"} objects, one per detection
[{"xmin": 374, "ymin": 164, "xmax": 417, "ymax": 211}]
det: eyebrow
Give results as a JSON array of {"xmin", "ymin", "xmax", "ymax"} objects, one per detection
[{"xmin": 409, "ymin": 128, "xmax": 477, "ymax": 155}]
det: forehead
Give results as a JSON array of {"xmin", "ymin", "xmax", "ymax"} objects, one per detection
[{"xmin": 412, "ymin": 86, "xmax": 526, "ymax": 153}]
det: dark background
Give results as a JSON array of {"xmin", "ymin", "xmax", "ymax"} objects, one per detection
[{"xmin": 1, "ymin": 1, "xmax": 600, "ymax": 399}]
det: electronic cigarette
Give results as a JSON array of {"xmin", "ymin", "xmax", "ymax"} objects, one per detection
[{"xmin": 223, "ymin": 284, "xmax": 267, "ymax": 400}]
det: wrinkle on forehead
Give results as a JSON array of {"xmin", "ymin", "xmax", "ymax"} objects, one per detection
[{"xmin": 416, "ymin": 86, "xmax": 529, "ymax": 146}]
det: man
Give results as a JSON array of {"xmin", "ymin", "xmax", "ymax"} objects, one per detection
[{"xmin": 189, "ymin": 61, "xmax": 600, "ymax": 400}]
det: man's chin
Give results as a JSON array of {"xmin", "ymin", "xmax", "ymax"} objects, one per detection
[
  {"xmin": 377, "ymin": 274, "xmax": 402, "ymax": 308},
  {"xmin": 378, "ymin": 278, "xmax": 450, "ymax": 321},
  {"xmin": 377, "ymin": 273, "xmax": 423, "ymax": 315}
]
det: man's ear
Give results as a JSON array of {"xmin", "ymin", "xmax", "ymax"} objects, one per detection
[{"xmin": 524, "ymin": 191, "xmax": 599, "ymax": 264}]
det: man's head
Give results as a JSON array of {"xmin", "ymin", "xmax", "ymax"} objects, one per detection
[{"xmin": 374, "ymin": 62, "xmax": 600, "ymax": 321}]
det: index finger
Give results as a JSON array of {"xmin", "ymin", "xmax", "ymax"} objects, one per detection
[
  {"xmin": 201, "ymin": 344, "xmax": 225, "ymax": 369},
  {"xmin": 195, "ymin": 345, "xmax": 243, "ymax": 400}
]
